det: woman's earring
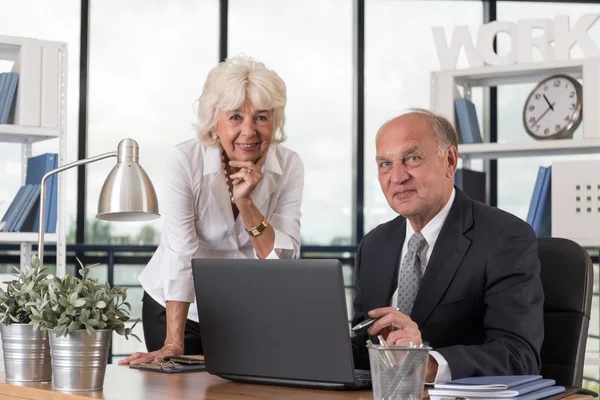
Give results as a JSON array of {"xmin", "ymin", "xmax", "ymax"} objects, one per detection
[{"xmin": 211, "ymin": 132, "xmax": 218, "ymax": 140}]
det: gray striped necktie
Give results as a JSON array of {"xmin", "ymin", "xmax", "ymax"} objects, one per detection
[{"xmin": 397, "ymin": 231, "xmax": 427, "ymax": 316}]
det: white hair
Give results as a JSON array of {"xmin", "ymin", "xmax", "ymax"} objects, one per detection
[{"xmin": 195, "ymin": 55, "xmax": 287, "ymax": 146}]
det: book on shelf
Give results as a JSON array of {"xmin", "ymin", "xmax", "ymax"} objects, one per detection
[
  {"xmin": 0, "ymin": 72, "xmax": 19, "ymax": 124},
  {"xmin": 0, "ymin": 153, "xmax": 58, "ymax": 233},
  {"xmin": 27, "ymin": 153, "xmax": 58, "ymax": 233},
  {"xmin": 0, "ymin": 185, "xmax": 30, "ymax": 232},
  {"xmin": 11, "ymin": 184, "xmax": 40, "ymax": 232},
  {"xmin": 454, "ymin": 97, "xmax": 483, "ymax": 144},
  {"xmin": 526, "ymin": 166, "xmax": 551, "ymax": 237}
]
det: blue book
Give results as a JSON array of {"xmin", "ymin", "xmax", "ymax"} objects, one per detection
[
  {"xmin": 429, "ymin": 378, "xmax": 554, "ymax": 397},
  {"xmin": 455, "ymin": 98, "xmax": 483, "ymax": 144},
  {"xmin": 0, "ymin": 73, "xmax": 18, "ymax": 123},
  {"xmin": 27, "ymin": 153, "xmax": 58, "ymax": 233},
  {"xmin": 5, "ymin": 185, "xmax": 34, "ymax": 232},
  {"xmin": 430, "ymin": 385, "xmax": 565, "ymax": 400},
  {"xmin": 532, "ymin": 166, "xmax": 551, "ymax": 237},
  {"xmin": 433, "ymin": 375, "xmax": 543, "ymax": 390},
  {"xmin": 0, "ymin": 185, "xmax": 29, "ymax": 231},
  {"xmin": 526, "ymin": 167, "xmax": 547, "ymax": 225},
  {"xmin": 0, "ymin": 74, "xmax": 7, "ymax": 118},
  {"xmin": 12, "ymin": 185, "xmax": 41, "ymax": 232},
  {"xmin": 45, "ymin": 153, "xmax": 58, "ymax": 233}
]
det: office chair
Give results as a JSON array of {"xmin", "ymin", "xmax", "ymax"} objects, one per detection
[{"xmin": 538, "ymin": 237, "xmax": 593, "ymax": 388}]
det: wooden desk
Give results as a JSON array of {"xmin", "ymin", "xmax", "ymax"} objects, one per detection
[{"xmin": 0, "ymin": 365, "xmax": 593, "ymax": 400}]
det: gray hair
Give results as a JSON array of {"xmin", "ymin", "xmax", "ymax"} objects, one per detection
[
  {"xmin": 377, "ymin": 108, "xmax": 459, "ymax": 155},
  {"xmin": 195, "ymin": 55, "xmax": 287, "ymax": 146}
]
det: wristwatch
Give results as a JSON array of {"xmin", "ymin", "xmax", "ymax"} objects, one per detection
[{"xmin": 246, "ymin": 219, "xmax": 269, "ymax": 237}]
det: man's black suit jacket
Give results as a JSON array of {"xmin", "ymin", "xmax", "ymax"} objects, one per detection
[{"xmin": 351, "ymin": 187, "xmax": 544, "ymax": 379}]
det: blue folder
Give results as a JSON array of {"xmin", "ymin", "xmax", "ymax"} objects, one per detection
[
  {"xmin": 26, "ymin": 153, "xmax": 58, "ymax": 233},
  {"xmin": 454, "ymin": 98, "xmax": 483, "ymax": 144}
]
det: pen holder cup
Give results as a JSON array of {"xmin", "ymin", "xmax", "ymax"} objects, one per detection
[{"xmin": 367, "ymin": 343, "xmax": 431, "ymax": 400}]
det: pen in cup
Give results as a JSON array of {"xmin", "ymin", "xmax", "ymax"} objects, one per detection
[
  {"xmin": 352, "ymin": 307, "xmax": 400, "ymax": 331},
  {"xmin": 377, "ymin": 335, "xmax": 396, "ymax": 368}
]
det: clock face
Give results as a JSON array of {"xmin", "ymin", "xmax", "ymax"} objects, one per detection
[{"xmin": 523, "ymin": 75, "xmax": 582, "ymax": 140}]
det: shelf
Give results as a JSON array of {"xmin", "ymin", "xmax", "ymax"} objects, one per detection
[
  {"xmin": 445, "ymin": 59, "xmax": 589, "ymax": 87},
  {"xmin": 0, "ymin": 232, "xmax": 57, "ymax": 244},
  {"xmin": 0, "ymin": 125, "xmax": 60, "ymax": 143},
  {"xmin": 458, "ymin": 139, "xmax": 600, "ymax": 160}
]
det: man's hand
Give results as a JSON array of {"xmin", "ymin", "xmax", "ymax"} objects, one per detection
[
  {"xmin": 425, "ymin": 355, "xmax": 439, "ymax": 383},
  {"xmin": 118, "ymin": 343, "xmax": 184, "ymax": 366},
  {"xmin": 367, "ymin": 307, "xmax": 422, "ymax": 345}
]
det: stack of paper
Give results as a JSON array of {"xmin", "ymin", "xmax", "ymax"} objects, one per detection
[{"xmin": 428, "ymin": 375, "xmax": 565, "ymax": 400}]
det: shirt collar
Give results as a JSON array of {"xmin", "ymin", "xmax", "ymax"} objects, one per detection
[
  {"xmin": 406, "ymin": 187, "xmax": 456, "ymax": 252},
  {"xmin": 203, "ymin": 144, "xmax": 282, "ymax": 176}
]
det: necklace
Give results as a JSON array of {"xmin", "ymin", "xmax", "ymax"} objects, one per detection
[{"xmin": 221, "ymin": 154, "xmax": 235, "ymax": 203}]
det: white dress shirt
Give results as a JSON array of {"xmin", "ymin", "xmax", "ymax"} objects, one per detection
[
  {"xmin": 390, "ymin": 188, "xmax": 455, "ymax": 384},
  {"xmin": 139, "ymin": 139, "xmax": 304, "ymax": 322}
]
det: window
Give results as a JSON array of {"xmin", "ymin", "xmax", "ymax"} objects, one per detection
[
  {"xmin": 87, "ymin": 0, "xmax": 219, "ymax": 244},
  {"xmin": 229, "ymin": 0, "xmax": 354, "ymax": 245},
  {"xmin": 365, "ymin": 0, "xmax": 483, "ymax": 232}
]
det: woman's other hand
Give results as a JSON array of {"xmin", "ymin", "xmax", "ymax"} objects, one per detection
[{"xmin": 118, "ymin": 343, "xmax": 184, "ymax": 366}]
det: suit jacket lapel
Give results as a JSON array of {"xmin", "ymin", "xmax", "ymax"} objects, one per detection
[
  {"xmin": 410, "ymin": 188, "xmax": 473, "ymax": 328},
  {"xmin": 372, "ymin": 218, "xmax": 406, "ymax": 309}
]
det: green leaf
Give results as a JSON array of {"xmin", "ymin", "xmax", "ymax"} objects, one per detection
[
  {"xmin": 73, "ymin": 299, "xmax": 86, "ymax": 308},
  {"xmin": 68, "ymin": 292, "xmax": 78, "ymax": 304},
  {"xmin": 68, "ymin": 321, "xmax": 81, "ymax": 332},
  {"xmin": 95, "ymin": 301, "xmax": 107, "ymax": 309},
  {"xmin": 86, "ymin": 319, "xmax": 99, "ymax": 327}
]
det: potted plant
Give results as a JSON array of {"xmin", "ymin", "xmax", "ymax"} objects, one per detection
[
  {"xmin": 31, "ymin": 260, "xmax": 140, "ymax": 392},
  {"xmin": 0, "ymin": 255, "xmax": 52, "ymax": 382}
]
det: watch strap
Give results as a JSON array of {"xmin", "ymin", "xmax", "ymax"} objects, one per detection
[{"xmin": 246, "ymin": 219, "xmax": 269, "ymax": 237}]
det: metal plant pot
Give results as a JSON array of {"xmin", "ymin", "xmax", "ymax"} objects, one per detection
[
  {"xmin": 0, "ymin": 323, "xmax": 52, "ymax": 382},
  {"xmin": 49, "ymin": 329, "xmax": 112, "ymax": 392}
]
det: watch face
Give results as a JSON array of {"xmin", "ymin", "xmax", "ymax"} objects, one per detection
[{"xmin": 523, "ymin": 74, "xmax": 582, "ymax": 140}]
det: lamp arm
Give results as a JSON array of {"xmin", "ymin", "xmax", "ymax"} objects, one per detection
[{"xmin": 38, "ymin": 151, "xmax": 117, "ymax": 268}]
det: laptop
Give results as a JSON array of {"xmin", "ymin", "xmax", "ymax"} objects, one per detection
[{"xmin": 191, "ymin": 258, "xmax": 371, "ymax": 390}]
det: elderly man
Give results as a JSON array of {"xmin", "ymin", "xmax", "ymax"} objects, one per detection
[{"xmin": 351, "ymin": 109, "xmax": 543, "ymax": 383}]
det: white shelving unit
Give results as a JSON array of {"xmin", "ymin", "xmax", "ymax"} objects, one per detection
[
  {"xmin": 431, "ymin": 59, "xmax": 600, "ymax": 369},
  {"xmin": 458, "ymin": 139, "xmax": 600, "ymax": 160},
  {"xmin": 0, "ymin": 35, "xmax": 67, "ymax": 276},
  {"xmin": 430, "ymin": 58, "xmax": 600, "ymax": 162}
]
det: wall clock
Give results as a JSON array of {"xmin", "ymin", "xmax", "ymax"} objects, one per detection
[{"xmin": 522, "ymin": 74, "xmax": 583, "ymax": 140}]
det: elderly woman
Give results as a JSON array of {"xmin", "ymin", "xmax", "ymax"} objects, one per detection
[{"xmin": 120, "ymin": 55, "xmax": 304, "ymax": 365}]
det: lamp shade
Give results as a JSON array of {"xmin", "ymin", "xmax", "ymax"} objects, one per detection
[{"xmin": 96, "ymin": 138, "xmax": 160, "ymax": 221}]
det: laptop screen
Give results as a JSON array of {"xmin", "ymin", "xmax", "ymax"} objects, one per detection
[{"xmin": 191, "ymin": 258, "xmax": 357, "ymax": 384}]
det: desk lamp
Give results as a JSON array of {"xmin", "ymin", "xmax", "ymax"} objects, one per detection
[{"xmin": 37, "ymin": 138, "xmax": 160, "ymax": 267}]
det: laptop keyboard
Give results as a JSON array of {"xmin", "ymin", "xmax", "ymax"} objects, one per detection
[{"xmin": 354, "ymin": 369, "xmax": 371, "ymax": 381}]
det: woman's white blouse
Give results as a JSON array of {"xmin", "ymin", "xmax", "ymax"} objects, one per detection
[{"xmin": 139, "ymin": 139, "xmax": 304, "ymax": 322}]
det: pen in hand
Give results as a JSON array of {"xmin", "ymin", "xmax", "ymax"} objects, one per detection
[{"xmin": 351, "ymin": 307, "xmax": 400, "ymax": 331}]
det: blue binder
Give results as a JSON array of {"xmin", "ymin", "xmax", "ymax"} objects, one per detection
[
  {"xmin": 526, "ymin": 166, "xmax": 547, "ymax": 226},
  {"xmin": 12, "ymin": 184, "xmax": 41, "ymax": 232},
  {"xmin": 0, "ymin": 185, "xmax": 29, "ymax": 231},
  {"xmin": 5, "ymin": 185, "xmax": 35, "ymax": 232},
  {"xmin": 26, "ymin": 153, "xmax": 58, "ymax": 233},
  {"xmin": 532, "ymin": 166, "xmax": 551, "ymax": 237},
  {"xmin": 454, "ymin": 98, "xmax": 483, "ymax": 144}
]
